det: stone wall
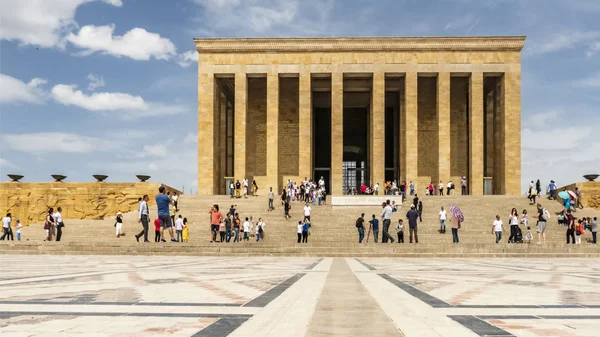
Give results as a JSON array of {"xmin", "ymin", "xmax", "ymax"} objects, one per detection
[
  {"xmin": 417, "ymin": 77, "xmax": 438, "ymax": 191},
  {"xmin": 246, "ymin": 78, "xmax": 267, "ymax": 181},
  {"xmin": 0, "ymin": 182, "xmax": 181, "ymax": 224},
  {"xmin": 278, "ymin": 77, "xmax": 300, "ymax": 182},
  {"xmin": 556, "ymin": 182, "xmax": 600, "ymax": 210},
  {"xmin": 450, "ymin": 77, "xmax": 469, "ymax": 186}
]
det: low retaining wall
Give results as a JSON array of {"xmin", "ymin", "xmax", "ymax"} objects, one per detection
[
  {"xmin": 0, "ymin": 182, "xmax": 181, "ymax": 224},
  {"xmin": 330, "ymin": 195, "xmax": 402, "ymax": 206},
  {"xmin": 555, "ymin": 181, "xmax": 600, "ymax": 210}
]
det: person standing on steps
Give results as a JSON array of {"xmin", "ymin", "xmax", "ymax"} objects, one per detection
[
  {"xmin": 409, "ymin": 181, "xmax": 415, "ymax": 196},
  {"xmin": 175, "ymin": 215, "xmax": 184, "ymax": 242},
  {"xmin": 54, "ymin": 207, "xmax": 64, "ymax": 242},
  {"xmin": 44, "ymin": 209, "xmax": 54, "ymax": 241},
  {"xmin": 268, "ymin": 187, "xmax": 274, "ymax": 211},
  {"xmin": 297, "ymin": 220, "xmax": 303, "ymax": 243},
  {"xmin": 356, "ymin": 213, "xmax": 365, "ymax": 243},
  {"xmin": 395, "ymin": 219, "xmax": 404, "ymax": 243},
  {"xmin": 302, "ymin": 217, "xmax": 310, "ymax": 243},
  {"xmin": 417, "ymin": 201, "xmax": 423, "ymax": 222},
  {"xmin": 413, "ymin": 194, "xmax": 419, "ymax": 210},
  {"xmin": 380, "ymin": 200, "xmax": 395, "ymax": 243},
  {"xmin": 253, "ymin": 180, "xmax": 259, "ymax": 197},
  {"xmin": 591, "ymin": 217, "xmax": 597, "ymax": 244},
  {"xmin": 115, "ymin": 211, "xmax": 123, "ymax": 238},
  {"xmin": 182, "ymin": 217, "xmax": 190, "ymax": 242},
  {"xmin": 492, "ymin": 215, "xmax": 504, "ymax": 244},
  {"xmin": 369, "ymin": 214, "xmax": 379, "ymax": 243},
  {"xmin": 156, "ymin": 186, "xmax": 176, "ymax": 242},
  {"xmin": 172, "ymin": 193, "xmax": 179, "ymax": 212},
  {"xmin": 0, "ymin": 212, "xmax": 11, "ymax": 241},
  {"xmin": 229, "ymin": 180, "xmax": 235, "ymax": 198},
  {"xmin": 303, "ymin": 202, "xmax": 311, "ymax": 222},
  {"xmin": 406, "ymin": 205, "xmax": 419, "ymax": 243},
  {"xmin": 224, "ymin": 213, "xmax": 232, "ymax": 242},
  {"xmin": 439, "ymin": 206, "xmax": 447, "ymax": 233},
  {"xmin": 154, "ymin": 218, "xmax": 161, "ymax": 242},
  {"xmin": 507, "ymin": 208, "xmax": 519, "ymax": 243},
  {"xmin": 233, "ymin": 213, "xmax": 241, "ymax": 243},
  {"xmin": 536, "ymin": 203, "xmax": 547, "ymax": 244},
  {"xmin": 284, "ymin": 199, "xmax": 291, "ymax": 220},
  {"xmin": 566, "ymin": 209, "xmax": 576, "ymax": 244},
  {"xmin": 135, "ymin": 195, "xmax": 150, "ymax": 242},
  {"xmin": 450, "ymin": 214, "xmax": 461, "ymax": 244},
  {"xmin": 209, "ymin": 204, "xmax": 223, "ymax": 243},
  {"xmin": 461, "ymin": 176, "xmax": 467, "ymax": 195},
  {"xmin": 439, "ymin": 180, "xmax": 444, "ymax": 196},
  {"xmin": 575, "ymin": 187, "xmax": 583, "ymax": 210}
]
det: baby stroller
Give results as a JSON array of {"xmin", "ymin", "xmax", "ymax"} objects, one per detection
[{"xmin": 514, "ymin": 226, "xmax": 524, "ymax": 243}]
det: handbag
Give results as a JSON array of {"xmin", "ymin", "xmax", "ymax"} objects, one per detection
[{"xmin": 43, "ymin": 221, "xmax": 50, "ymax": 230}]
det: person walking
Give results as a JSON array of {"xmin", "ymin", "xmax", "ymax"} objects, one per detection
[
  {"xmin": 591, "ymin": 217, "xmax": 598, "ymax": 244},
  {"xmin": 303, "ymin": 203, "xmax": 311, "ymax": 222},
  {"xmin": 406, "ymin": 205, "xmax": 419, "ymax": 243},
  {"xmin": 284, "ymin": 199, "xmax": 291, "ymax": 220},
  {"xmin": 43, "ymin": 209, "xmax": 54, "ymax": 241},
  {"xmin": 297, "ymin": 220, "xmax": 303, "ymax": 243},
  {"xmin": 224, "ymin": 213, "xmax": 232, "ymax": 242},
  {"xmin": 536, "ymin": 203, "xmax": 547, "ymax": 244},
  {"xmin": 233, "ymin": 213, "xmax": 241, "ymax": 243},
  {"xmin": 0, "ymin": 213, "xmax": 11, "ymax": 241},
  {"xmin": 413, "ymin": 194, "xmax": 419, "ymax": 209},
  {"xmin": 175, "ymin": 215, "xmax": 184, "ymax": 242},
  {"xmin": 417, "ymin": 201, "xmax": 423, "ymax": 222},
  {"xmin": 439, "ymin": 206, "xmax": 447, "ymax": 233},
  {"xmin": 369, "ymin": 214, "xmax": 379, "ymax": 243},
  {"xmin": 507, "ymin": 208, "xmax": 519, "ymax": 243},
  {"xmin": 536, "ymin": 179, "xmax": 541, "ymax": 196},
  {"xmin": 16, "ymin": 220, "xmax": 22, "ymax": 241},
  {"xmin": 492, "ymin": 215, "xmax": 504, "ymax": 244},
  {"xmin": 268, "ymin": 187, "xmax": 274, "ymax": 211},
  {"xmin": 256, "ymin": 218, "xmax": 265, "ymax": 241},
  {"xmin": 575, "ymin": 219, "xmax": 584, "ymax": 244},
  {"xmin": 547, "ymin": 180, "xmax": 557, "ymax": 200},
  {"xmin": 229, "ymin": 180, "xmax": 235, "ymax": 198},
  {"xmin": 450, "ymin": 215, "xmax": 461, "ymax": 244},
  {"xmin": 380, "ymin": 200, "xmax": 395, "ymax": 243},
  {"xmin": 302, "ymin": 218, "xmax": 310, "ymax": 243},
  {"xmin": 172, "ymin": 193, "xmax": 179, "ymax": 212},
  {"xmin": 409, "ymin": 181, "xmax": 415, "ymax": 196},
  {"xmin": 209, "ymin": 204, "xmax": 223, "ymax": 243},
  {"xmin": 154, "ymin": 218, "xmax": 161, "ymax": 242},
  {"xmin": 566, "ymin": 209, "xmax": 576, "ymax": 244},
  {"xmin": 253, "ymin": 180, "xmax": 259, "ymax": 197},
  {"xmin": 395, "ymin": 219, "xmax": 404, "ymax": 243},
  {"xmin": 135, "ymin": 195, "xmax": 150, "ymax": 242},
  {"xmin": 356, "ymin": 213, "xmax": 365, "ymax": 243},
  {"xmin": 115, "ymin": 211, "xmax": 123, "ymax": 238},
  {"xmin": 156, "ymin": 186, "xmax": 176, "ymax": 242},
  {"xmin": 575, "ymin": 187, "xmax": 583, "ymax": 210},
  {"xmin": 54, "ymin": 207, "xmax": 64, "ymax": 242},
  {"xmin": 182, "ymin": 217, "xmax": 190, "ymax": 242},
  {"xmin": 235, "ymin": 179, "xmax": 241, "ymax": 198}
]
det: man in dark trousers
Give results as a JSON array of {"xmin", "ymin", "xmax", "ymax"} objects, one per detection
[
  {"xmin": 135, "ymin": 194, "xmax": 150, "ymax": 242},
  {"xmin": 413, "ymin": 194, "xmax": 419, "ymax": 209},
  {"xmin": 380, "ymin": 200, "xmax": 395, "ymax": 243},
  {"xmin": 356, "ymin": 213, "xmax": 365, "ymax": 243},
  {"xmin": 406, "ymin": 204, "xmax": 419, "ymax": 243}
]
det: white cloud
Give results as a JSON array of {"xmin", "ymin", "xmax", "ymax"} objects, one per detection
[
  {"xmin": 87, "ymin": 74, "xmax": 106, "ymax": 91},
  {"xmin": 523, "ymin": 111, "xmax": 560, "ymax": 129},
  {"xmin": 0, "ymin": 158, "xmax": 17, "ymax": 169},
  {"xmin": 574, "ymin": 72, "xmax": 600, "ymax": 88},
  {"xmin": 67, "ymin": 24, "xmax": 177, "ymax": 61},
  {"xmin": 526, "ymin": 30, "xmax": 600, "ymax": 56},
  {"xmin": 587, "ymin": 41, "xmax": 600, "ymax": 56},
  {"xmin": 148, "ymin": 163, "xmax": 159, "ymax": 171},
  {"xmin": 0, "ymin": 0, "xmax": 122, "ymax": 48},
  {"xmin": 0, "ymin": 74, "xmax": 47, "ymax": 104},
  {"xmin": 142, "ymin": 144, "xmax": 168, "ymax": 158},
  {"xmin": 2, "ymin": 132, "xmax": 119, "ymax": 154},
  {"xmin": 177, "ymin": 50, "xmax": 197, "ymax": 67},
  {"xmin": 50, "ymin": 84, "xmax": 187, "ymax": 118},
  {"xmin": 184, "ymin": 133, "xmax": 198, "ymax": 144}
]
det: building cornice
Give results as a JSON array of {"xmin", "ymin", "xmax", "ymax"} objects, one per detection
[{"xmin": 193, "ymin": 36, "xmax": 526, "ymax": 53}]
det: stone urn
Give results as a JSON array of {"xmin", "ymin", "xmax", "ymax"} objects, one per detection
[
  {"xmin": 136, "ymin": 175, "xmax": 151, "ymax": 182},
  {"xmin": 51, "ymin": 174, "xmax": 67, "ymax": 182},
  {"xmin": 7, "ymin": 174, "xmax": 24, "ymax": 182},
  {"xmin": 93, "ymin": 174, "xmax": 108, "ymax": 182},
  {"xmin": 583, "ymin": 174, "xmax": 599, "ymax": 182}
]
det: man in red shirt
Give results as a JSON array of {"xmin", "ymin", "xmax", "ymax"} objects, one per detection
[{"xmin": 209, "ymin": 204, "xmax": 223, "ymax": 243}]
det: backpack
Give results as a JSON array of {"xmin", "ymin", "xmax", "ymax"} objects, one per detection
[
  {"xmin": 355, "ymin": 218, "xmax": 362, "ymax": 228},
  {"xmin": 542, "ymin": 208, "xmax": 550, "ymax": 221}
]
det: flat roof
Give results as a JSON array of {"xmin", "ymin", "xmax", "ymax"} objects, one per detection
[{"xmin": 193, "ymin": 36, "xmax": 526, "ymax": 53}]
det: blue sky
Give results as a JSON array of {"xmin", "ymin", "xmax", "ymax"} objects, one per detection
[{"xmin": 1, "ymin": 0, "xmax": 599, "ymax": 194}]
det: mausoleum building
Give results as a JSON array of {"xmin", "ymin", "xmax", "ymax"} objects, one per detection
[{"xmin": 194, "ymin": 36, "xmax": 524, "ymax": 196}]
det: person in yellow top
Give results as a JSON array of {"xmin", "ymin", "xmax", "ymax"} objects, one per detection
[{"xmin": 182, "ymin": 217, "xmax": 189, "ymax": 242}]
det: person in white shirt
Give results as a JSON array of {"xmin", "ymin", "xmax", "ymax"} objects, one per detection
[
  {"xmin": 172, "ymin": 193, "xmax": 179, "ymax": 212},
  {"xmin": 16, "ymin": 219, "xmax": 22, "ymax": 241},
  {"xmin": 175, "ymin": 215, "xmax": 184, "ymax": 242},
  {"xmin": 492, "ymin": 215, "xmax": 505, "ymax": 244},
  {"xmin": 303, "ymin": 203, "xmax": 311, "ymax": 221},
  {"xmin": 0, "ymin": 213, "xmax": 11, "ymax": 241},
  {"xmin": 447, "ymin": 181, "xmax": 453, "ymax": 196},
  {"xmin": 297, "ymin": 221, "xmax": 303, "ymax": 243},
  {"xmin": 374, "ymin": 183, "xmax": 379, "ymax": 195},
  {"xmin": 243, "ymin": 218, "xmax": 251, "ymax": 241},
  {"xmin": 243, "ymin": 179, "xmax": 249, "ymax": 199},
  {"xmin": 53, "ymin": 207, "xmax": 64, "ymax": 241},
  {"xmin": 256, "ymin": 218, "xmax": 265, "ymax": 242},
  {"xmin": 439, "ymin": 206, "xmax": 447, "ymax": 233},
  {"xmin": 135, "ymin": 195, "xmax": 150, "ymax": 242},
  {"xmin": 438, "ymin": 181, "xmax": 444, "ymax": 196}
]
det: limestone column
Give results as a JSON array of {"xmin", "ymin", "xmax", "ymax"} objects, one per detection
[
  {"xmin": 266, "ymin": 73, "xmax": 279, "ymax": 191},
  {"xmin": 198, "ymin": 72, "xmax": 215, "ymax": 195},
  {"xmin": 469, "ymin": 72, "xmax": 484, "ymax": 195},
  {"xmin": 437, "ymin": 72, "xmax": 451, "ymax": 188},
  {"xmin": 503, "ymin": 71, "xmax": 521, "ymax": 195},
  {"xmin": 298, "ymin": 72, "xmax": 312, "ymax": 181},
  {"xmin": 331, "ymin": 72, "xmax": 343, "ymax": 196},
  {"xmin": 370, "ymin": 72, "xmax": 385, "ymax": 187},
  {"xmin": 402, "ymin": 72, "xmax": 418, "ymax": 185},
  {"xmin": 234, "ymin": 73, "xmax": 247, "ymax": 183}
]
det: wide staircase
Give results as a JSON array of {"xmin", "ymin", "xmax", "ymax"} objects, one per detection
[{"xmin": 2, "ymin": 194, "xmax": 599, "ymax": 257}]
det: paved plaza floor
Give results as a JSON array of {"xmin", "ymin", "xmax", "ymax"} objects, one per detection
[{"xmin": 0, "ymin": 256, "xmax": 599, "ymax": 337}]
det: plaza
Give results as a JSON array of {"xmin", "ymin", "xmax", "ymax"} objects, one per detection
[
  {"xmin": 195, "ymin": 36, "xmax": 524, "ymax": 196},
  {"xmin": 1, "ymin": 255, "xmax": 599, "ymax": 337}
]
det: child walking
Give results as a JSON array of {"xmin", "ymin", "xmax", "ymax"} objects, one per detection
[
  {"xmin": 154, "ymin": 218, "xmax": 161, "ymax": 242},
  {"xmin": 182, "ymin": 218, "xmax": 189, "ymax": 242},
  {"xmin": 219, "ymin": 219, "xmax": 226, "ymax": 242},
  {"xmin": 16, "ymin": 219, "xmax": 22, "ymax": 241},
  {"xmin": 524, "ymin": 226, "xmax": 533, "ymax": 244},
  {"xmin": 175, "ymin": 215, "xmax": 184, "ymax": 242}
]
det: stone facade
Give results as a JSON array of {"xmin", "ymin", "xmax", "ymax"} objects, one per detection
[
  {"xmin": 0, "ymin": 182, "xmax": 181, "ymax": 224},
  {"xmin": 194, "ymin": 36, "xmax": 525, "ymax": 195},
  {"xmin": 556, "ymin": 182, "xmax": 600, "ymax": 210}
]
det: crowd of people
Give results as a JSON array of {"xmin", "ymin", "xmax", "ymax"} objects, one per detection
[{"xmin": 355, "ymin": 177, "xmax": 468, "ymax": 202}]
